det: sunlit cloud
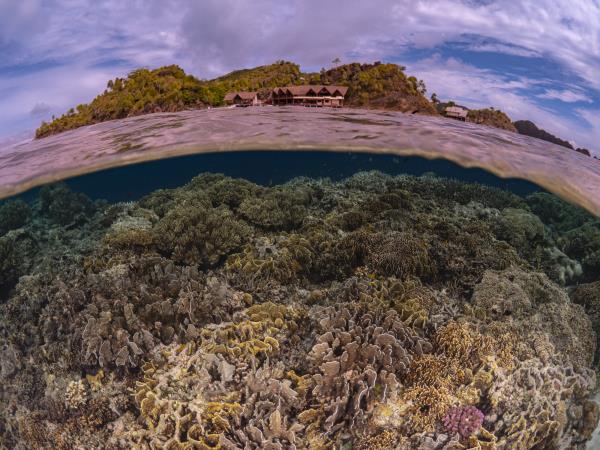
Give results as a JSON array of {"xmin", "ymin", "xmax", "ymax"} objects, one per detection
[{"xmin": 538, "ymin": 89, "xmax": 593, "ymax": 103}]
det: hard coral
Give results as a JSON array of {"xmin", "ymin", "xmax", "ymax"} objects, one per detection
[
  {"xmin": 0, "ymin": 230, "xmax": 36, "ymax": 294},
  {"xmin": 39, "ymin": 182, "xmax": 96, "ymax": 226},
  {"xmin": 366, "ymin": 231, "xmax": 434, "ymax": 280},
  {"xmin": 238, "ymin": 186, "xmax": 311, "ymax": 230},
  {"xmin": 434, "ymin": 321, "xmax": 494, "ymax": 369},
  {"xmin": 488, "ymin": 358, "xmax": 595, "ymax": 449},
  {"xmin": 0, "ymin": 199, "xmax": 30, "ymax": 236},
  {"xmin": 443, "ymin": 405, "xmax": 485, "ymax": 438},
  {"xmin": 472, "ymin": 268, "xmax": 596, "ymax": 369},
  {"xmin": 403, "ymin": 385, "xmax": 452, "ymax": 433},
  {"xmin": 526, "ymin": 191, "xmax": 594, "ymax": 233},
  {"xmin": 155, "ymin": 204, "xmax": 252, "ymax": 266},
  {"xmin": 309, "ymin": 305, "xmax": 433, "ymax": 431},
  {"xmin": 226, "ymin": 234, "xmax": 313, "ymax": 289},
  {"xmin": 2, "ymin": 170, "xmax": 600, "ymax": 450}
]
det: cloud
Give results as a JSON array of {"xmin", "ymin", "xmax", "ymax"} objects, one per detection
[
  {"xmin": 179, "ymin": 0, "xmax": 399, "ymax": 76},
  {"xmin": 538, "ymin": 89, "xmax": 593, "ymax": 103},
  {"xmin": 29, "ymin": 102, "xmax": 52, "ymax": 117},
  {"xmin": 464, "ymin": 42, "xmax": 541, "ymax": 58},
  {"xmin": 407, "ymin": 54, "xmax": 599, "ymax": 152},
  {"xmin": 0, "ymin": 0, "xmax": 598, "ymax": 153},
  {"xmin": 576, "ymin": 108, "xmax": 600, "ymax": 151},
  {"xmin": 0, "ymin": 0, "xmax": 47, "ymax": 44}
]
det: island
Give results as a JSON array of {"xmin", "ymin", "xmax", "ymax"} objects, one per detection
[{"xmin": 34, "ymin": 61, "xmax": 593, "ymax": 157}]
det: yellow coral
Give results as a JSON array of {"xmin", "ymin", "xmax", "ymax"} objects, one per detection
[
  {"xmin": 405, "ymin": 354, "xmax": 466, "ymax": 389},
  {"xmin": 85, "ymin": 369, "xmax": 104, "ymax": 391},
  {"xmin": 467, "ymin": 427, "xmax": 498, "ymax": 450},
  {"xmin": 403, "ymin": 385, "xmax": 452, "ymax": 433},
  {"xmin": 434, "ymin": 321, "xmax": 514, "ymax": 370},
  {"xmin": 355, "ymin": 430, "xmax": 399, "ymax": 450},
  {"xmin": 199, "ymin": 302, "xmax": 303, "ymax": 361}
]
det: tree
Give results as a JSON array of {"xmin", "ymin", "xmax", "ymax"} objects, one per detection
[
  {"xmin": 430, "ymin": 93, "xmax": 439, "ymax": 104},
  {"xmin": 332, "ymin": 57, "xmax": 341, "ymax": 67}
]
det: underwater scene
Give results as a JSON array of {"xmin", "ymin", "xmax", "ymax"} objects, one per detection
[{"xmin": 1, "ymin": 151, "xmax": 599, "ymax": 450}]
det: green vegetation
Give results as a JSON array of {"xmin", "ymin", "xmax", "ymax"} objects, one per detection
[
  {"xmin": 467, "ymin": 107, "xmax": 517, "ymax": 132},
  {"xmin": 36, "ymin": 65, "xmax": 218, "ymax": 138},
  {"xmin": 319, "ymin": 62, "xmax": 436, "ymax": 113},
  {"xmin": 32, "ymin": 61, "xmax": 598, "ymax": 156},
  {"xmin": 206, "ymin": 60, "xmax": 305, "ymax": 98},
  {"xmin": 36, "ymin": 61, "xmax": 436, "ymax": 138}
]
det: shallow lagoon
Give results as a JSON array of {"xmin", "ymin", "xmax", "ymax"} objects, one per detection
[{"xmin": 1, "ymin": 111, "xmax": 600, "ymax": 449}]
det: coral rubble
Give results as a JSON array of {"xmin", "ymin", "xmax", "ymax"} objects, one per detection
[{"xmin": 0, "ymin": 171, "xmax": 598, "ymax": 449}]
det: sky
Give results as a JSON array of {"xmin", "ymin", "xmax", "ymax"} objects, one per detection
[{"xmin": 0, "ymin": 0, "xmax": 599, "ymax": 152}]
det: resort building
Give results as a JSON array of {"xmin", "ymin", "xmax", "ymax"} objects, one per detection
[
  {"xmin": 271, "ymin": 85, "xmax": 348, "ymax": 107},
  {"xmin": 445, "ymin": 105, "xmax": 469, "ymax": 121},
  {"xmin": 224, "ymin": 91, "xmax": 260, "ymax": 107}
]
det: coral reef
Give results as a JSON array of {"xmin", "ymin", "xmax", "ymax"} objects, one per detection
[
  {"xmin": 0, "ymin": 199, "xmax": 30, "ymax": 236},
  {"xmin": 0, "ymin": 170, "xmax": 598, "ymax": 450},
  {"xmin": 155, "ymin": 204, "xmax": 252, "ymax": 266},
  {"xmin": 238, "ymin": 186, "xmax": 312, "ymax": 230},
  {"xmin": 39, "ymin": 182, "xmax": 97, "ymax": 226}
]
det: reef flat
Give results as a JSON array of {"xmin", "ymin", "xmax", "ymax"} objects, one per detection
[{"xmin": 1, "ymin": 170, "xmax": 600, "ymax": 449}]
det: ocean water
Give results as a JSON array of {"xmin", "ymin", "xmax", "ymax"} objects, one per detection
[{"xmin": 1, "ymin": 112, "xmax": 600, "ymax": 449}]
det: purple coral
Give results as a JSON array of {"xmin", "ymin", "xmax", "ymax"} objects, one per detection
[{"xmin": 442, "ymin": 405, "xmax": 484, "ymax": 438}]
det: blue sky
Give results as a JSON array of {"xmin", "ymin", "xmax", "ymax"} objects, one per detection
[{"xmin": 0, "ymin": 0, "xmax": 599, "ymax": 153}]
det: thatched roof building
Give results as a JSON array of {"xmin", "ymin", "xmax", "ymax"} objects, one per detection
[
  {"xmin": 224, "ymin": 92, "xmax": 259, "ymax": 106},
  {"xmin": 445, "ymin": 105, "xmax": 469, "ymax": 121},
  {"xmin": 271, "ymin": 85, "xmax": 348, "ymax": 107}
]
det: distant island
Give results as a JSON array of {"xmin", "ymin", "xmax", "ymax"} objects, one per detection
[
  {"xmin": 35, "ymin": 61, "xmax": 594, "ymax": 157},
  {"xmin": 513, "ymin": 120, "xmax": 592, "ymax": 156}
]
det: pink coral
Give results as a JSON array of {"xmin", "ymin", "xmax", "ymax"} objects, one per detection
[{"xmin": 442, "ymin": 405, "xmax": 484, "ymax": 437}]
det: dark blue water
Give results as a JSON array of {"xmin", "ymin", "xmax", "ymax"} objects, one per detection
[{"xmin": 16, "ymin": 151, "xmax": 542, "ymax": 202}]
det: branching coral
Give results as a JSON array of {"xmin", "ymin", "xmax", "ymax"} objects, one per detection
[
  {"xmin": 526, "ymin": 191, "xmax": 594, "ymax": 233},
  {"xmin": 154, "ymin": 204, "xmax": 252, "ymax": 266},
  {"xmin": 365, "ymin": 231, "xmax": 435, "ymax": 280},
  {"xmin": 0, "ymin": 230, "xmax": 37, "ymax": 294},
  {"xmin": 434, "ymin": 321, "xmax": 497, "ymax": 369},
  {"xmin": 402, "ymin": 385, "xmax": 452, "ymax": 433},
  {"xmin": 238, "ymin": 186, "xmax": 312, "ymax": 230}
]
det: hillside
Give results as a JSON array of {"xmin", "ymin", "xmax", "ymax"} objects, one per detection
[
  {"xmin": 437, "ymin": 102, "xmax": 517, "ymax": 133},
  {"xmin": 513, "ymin": 120, "xmax": 592, "ymax": 156},
  {"xmin": 319, "ymin": 62, "xmax": 437, "ymax": 114},
  {"xmin": 36, "ymin": 61, "xmax": 436, "ymax": 138},
  {"xmin": 205, "ymin": 61, "xmax": 307, "ymax": 100},
  {"xmin": 36, "ymin": 66, "xmax": 212, "ymax": 138},
  {"xmin": 467, "ymin": 108, "xmax": 517, "ymax": 132},
  {"xmin": 513, "ymin": 120, "xmax": 573, "ymax": 149}
]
